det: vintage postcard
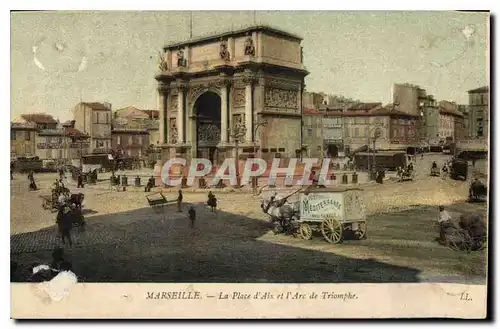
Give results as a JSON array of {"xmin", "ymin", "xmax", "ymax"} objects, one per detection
[{"xmin": 10, "ymin": 10, "xmax": 489, "ymax": 319}]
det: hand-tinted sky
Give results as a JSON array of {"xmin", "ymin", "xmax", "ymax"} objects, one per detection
[{"xmin": 11, "ymin": 11, "xmax": 488, "ymax": 121}]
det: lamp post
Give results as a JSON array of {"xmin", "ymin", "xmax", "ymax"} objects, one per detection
[
  {"xmin": 367, "ymin": 124, "xmax": 382, "ymax": 176},
  {"xmin": 228, "ymin": 123, "xmax": 247, "ymax": 185}
]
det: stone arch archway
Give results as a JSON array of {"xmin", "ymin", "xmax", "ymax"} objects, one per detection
[{"xmin": 193, "ymin": 91, "xmax": 222, "ymax": 164}]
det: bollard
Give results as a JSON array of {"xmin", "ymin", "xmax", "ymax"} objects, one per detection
[
  {"xmin": 121, "ymin": 175, "xmax": 128, "ymax": 186},
  {"xmin": 135, "ymin": 175, "xmax": 141, "ymax": 187},
  {"xmin": 352, "ymin": 172, "xmax": 358, "ymax": 184},
  {"xmin": 199, "ymin": 177, "xmax": 206, "ymax": 189},
  {"xmin": 342, "ymin": 173, "xmax": 348, "ymax": 184}
]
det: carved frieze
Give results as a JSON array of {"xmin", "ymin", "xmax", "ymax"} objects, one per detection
[
  {"xmin": 170, "ymin": 118, "xmax": 178, "ymax": 144},
  {"xmin": 232, "ymin": 88, "xmax": 246, "ymax": 108},
  {"xmin": 264, "ymin": 77, "xmax": 300, "ymax": 90},
  {"xmin": 158, "ymin": 51, "xmax": 168, "ymax": 72},
  {"xmin": 171, "ymin": 96, "xmax": 178, "ymax": 112},
  {"xmin": 244, "ymin": 37, "xmax": 255, "ymax": 56},
  {"xmin": 231, "ymin": 114, "xmax": 246, "ymax": 143},
  {"xmin": 264, "ymin": 87, "xmax": 298, "ymax": 109},
  {"xmin": 188, "ymin": 85, "xmax": 207, "ymax": 104},
  {"xmin": 219, "ymin": 40, "xmax": 230, "ymax": 61}
]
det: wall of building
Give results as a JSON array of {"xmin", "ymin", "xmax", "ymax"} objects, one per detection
[
  {"xmin": 10, "ymin": 129, "xmax": 36, "ymax": 158},
  {"xmin": 468, "ymin": 90, "xmax": 489, "ymax": 139},
  {"xmin": 111, "ymin": 132, "xmax": 149, "ymax": 157},
  {"xmin": 343, "ymin": 116, "xmax": 392, "ymax": 151},
  {"xmin": 438, "ymin": 113, "xmax": 455, "ymax": 139},
  {"xmin": 35, "ymin": 134, "xmax": 89, "ymax": 161},
  {"xmin": 393, "ymin": 84, "xmax": 420, "ymax": 116},
  {"xmin": 260, "ymin": 116, "xmax": 301, "ymax": 159},
  {"xmin": 302, "ymin": 114, "xmax": 323, "ymax": 158},
  {"xmin": 423, "ymin": 107, "xmax": 440, "ymax": 139}
]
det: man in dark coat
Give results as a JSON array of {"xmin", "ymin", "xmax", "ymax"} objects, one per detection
[
  {"xmin": 144, "ymin": 176, "xmax": 155, "ymax": 192},
  {"xmin": 77, "ymin": 172, "xmax": 84, "ymax": 188},
  {"xmin": 28, "ymin": 170, "xmax": 37, "ymax": 191},
  {"xmin": 177, "ymin": 190, "xmax": 183, "ymax": 212},
  {"xmin": 57, "ymin": 206, "xmax": 74, "ymax": 247},
  {"xmin": 188, "ymin": 206, "xmax": 196, "ymax": 228}
]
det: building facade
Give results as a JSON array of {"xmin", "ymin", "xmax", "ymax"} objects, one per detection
[
  {"xmin": 467, "ymin": 86, "xmax": 489, "ymax": 139},
  {"xmin": 438, "ymin": 101, "xmax": 465, "ymax": 141},
  {"xmin": 73, "ymin": 102, "xmax": 113, "ymax": 153},
  {"xmin": 322, "ymin": 111, "xmax": 344, "ymax": 158},
  {"xmin": 155, "ymin": 25, "xmax": 308, "ymax": 166},
  {"xmin": 111, "ymin": 118, "xmax": 150, "ymax": 157},
  {"xmin": 35, "ymin": 126, "xmax": 89, "ymax": 163},
  {"xmin": 10, "ymin": 118, "xmax": 36, "ymax": 158},
  {"xmin": 422, "ymin": 95, "xmax": 440, "ymax": 141},
  {"xmin": 301, "ymin": 108, "xmax": 323, "ymax": 158}
]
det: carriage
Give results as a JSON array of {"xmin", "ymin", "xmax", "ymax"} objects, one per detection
[
  {"xmin": 450, "ymin": 158, "xmax": 468, "ymax": 180},
  {"xmin": 146, "ymin": 192, "xmax": 175, "ymax": 214},
  {"xmin": 438, "ymin": 214, "xmax": 487, "ymax": 252},
  {"xmin": 261, "ymin": 187, "xmax": 367, "ymax": 244},
  {"xmin": 296, "ymin": 187, "xmax": 367, "ymax": 243},
  {"xmin": 430, "ymin": 166, "xmax": 440, "ymax": 177},
  {"xmin": 397, "ymin": 167, "xmax": 415, "ymax": 182}
]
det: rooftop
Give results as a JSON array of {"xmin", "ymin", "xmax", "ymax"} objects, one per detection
[
  {"xmin": 164, "ymin": 24, "xmax": 302, "ymax": 50},
  {"xmin": 468, "ymin": 86, "xmax": 489, "ymax": 94},
  {"xmin": 20, "ymin": 113, "xmax": 58, "ymax": 124},
  {"xmin": 80, "ymin": 102, "xmax": 112, "ymax": 111}
]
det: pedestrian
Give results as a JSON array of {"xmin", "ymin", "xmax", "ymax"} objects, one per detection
[
  {"xmin": 10, "ymin": 162, "xmax": 13, "ymax": 180},
  {"xmin": 57, "ymin": 205, "xmax": 73, "ymax": 247},
  {"xmin": 207, "ymin": 192, "xmax": 217, "ymax": 212},
  {"xmin": 77, "ymin": 172, "xmax": 84, "ymax": 188},
  {"xmin": 177, "ymin": 190, "xmax": 183, "ymax": 212},
  {"xmin": 188, "ymin": 206, "xmax": 196, "ymax": 228},
  {"xmin": 28, "ymin": 170, "xmax": 37, "ymax": 191},
  {"xmin": 437, "ymin": 205, "xmax": 454, "ymax": 242},
  {"xmin": 144, "ymin": 176, "xmax": 155, "ymax": 192}
]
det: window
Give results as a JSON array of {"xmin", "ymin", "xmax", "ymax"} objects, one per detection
[
  {"xmin": 354, "ymin": 128, "xmax": 359, "ymax": 137},
  {"xmin": 278, "ymin": 148, "xmax": 285, "ymax": 152},
  {"xmin": 128, "ymin": 136, "xmax": 133, "ymax": 145},
  {"xmin": 138, "ymin": 136, "xmax": 143, "ymax": 145},
  {"xmin": 477, "ymin": 118, "xmax": 484, "ymax": 137},
  {"xmin": 11, "ymin": 130, "xmax": 16, "ymax": 140},
  {"xmin": 262, "ymin": 148, "xmax": 269, "ymax": 153},
  {"xmin": 307, "ymin": 128, "xmax": 313, "ymax": 137},
  {"xmin": 25, "ymin": 131, "xmax": 31, "ymax": 141},
  {"xmin": 270, "ymin": 148, "xmax": 277, "ymax": 152}
]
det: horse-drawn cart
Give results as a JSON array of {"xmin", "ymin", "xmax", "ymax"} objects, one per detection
[
  {"xmin": 260, "ymin": 187, "xmax": 367, "ymax": 244},
  {"xmin": 297, "ymin": 187, "xmax": 367, "ymax": 243}
]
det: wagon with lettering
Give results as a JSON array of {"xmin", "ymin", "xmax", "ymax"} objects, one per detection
[{"xmin": 296, "ymin": 187, "xmax": 367, "ymax": 244}]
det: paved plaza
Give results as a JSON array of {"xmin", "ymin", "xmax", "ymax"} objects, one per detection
[{"xmin": 11, "ymin": 154, "xmax": 488, "ymax": 284}]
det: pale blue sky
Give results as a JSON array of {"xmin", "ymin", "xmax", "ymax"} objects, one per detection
[{"xmin": 11, "ymin": 11, "xmax": 488, "ymax": 121}]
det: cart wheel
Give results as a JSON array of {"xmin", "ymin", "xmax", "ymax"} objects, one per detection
[
  {"xmin": 299, "ymin": 223, "xmax": 313, "ymax": 240},
  {"xmin": 356, "ymin": 222, "xmax": 367, "ymax": 240},
  {"xmin": 321, "ymin": 215, "xmax": 343, "ymax": 244}
]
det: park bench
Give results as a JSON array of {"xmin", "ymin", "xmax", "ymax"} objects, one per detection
[{"xmin": 146, "ymin": 192, "xmax": 175, "ymax": 214}]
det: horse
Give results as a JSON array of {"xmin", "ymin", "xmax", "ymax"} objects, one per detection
[
  {"xmin": 469, "ymin": 180, "xmax": 487, "ymax": 201},
  {"xmin": 69, "ymin": 193, "xmax": 85, "ymax": 210},
  {"xmin": 260, "ymin": 192, "xmax": 299, "ymax": 234}
]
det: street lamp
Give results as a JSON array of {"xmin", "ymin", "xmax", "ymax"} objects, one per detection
[
  {"xmin": 367, "ymin": 124, "xmax": 382, "ymax": 175},
  {"xmin": 228, "ymin": 123, "xmax": 247, "ymax": 185}
]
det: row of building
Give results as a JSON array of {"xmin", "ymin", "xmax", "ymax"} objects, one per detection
[
  {"xmin": 10, "ymin": 103, "xmax": 161, "ymax": 164},
  {"xmin": 11, "ymin": 84, "xmax": 489, "ymax": 164},
  {"xmin": 301, "ymin": 84, "xmax": 489, "ymax": 158}
]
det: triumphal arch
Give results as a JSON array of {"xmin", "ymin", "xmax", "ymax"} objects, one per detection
[{"xmin": 155, "ymin": 25, "xmax": 308, "ymax": 166}]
